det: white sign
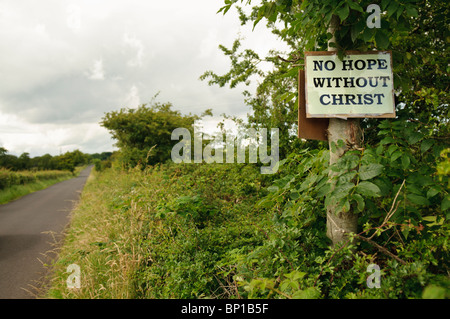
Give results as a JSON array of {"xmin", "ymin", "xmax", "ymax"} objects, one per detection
[{"xmin": 305, "ymin": 51, "xmax": 395, "ymax": 118}]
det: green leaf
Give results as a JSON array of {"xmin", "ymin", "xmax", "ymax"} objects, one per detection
[
  {"xmin": 284, "ymin": 270, "xmax": 306, "ymax": 281},
  {"xmin": 338, "ymin": 198, "xmax": 351, "ymax": 213},
  {"xmin": 292, "ymin": 287, "xmax": 321, "ymax": 299},
  {"xmin": 380, "ymin": 136, "xmax": 395, "ymax": 145},
  {"xmin": 264, "ymin": 2, "xmax": 277, "ymax": 21},
  {"xmin": 407, "ymin": 193, "xmax": 430, "ymax": 206},
  {"xmin": 420, "ymin": 139, "xmax": 434, "ymax": 153},
  {"xmin": 339, "ymin": 25, "xmax": 349, "ymax": 39},
  {"xmin": 333, "ymin": 182, "xmax": 355, "ymax": 195},
  {"xmin": 330, "ymin": 141, "xmax": 337, "ymax": 154},
  {"xmin": 352, "ymin": 193, "xmax": 365, "ymax": 212},
  {"xmin": 316, "ymin": 183, "xmax": 332, "ymax": 198},
  {"xmin": 356, "ymin": 181, "xmax": 381, "ymax": 197},
  {"xmin": 378, "ymin": 120, "xmax": 391, "ymax": 129},
  {"xmin": 407, "ymin": 132, "xmax": 423, "ymax": 145},
  {"xmin": 324, "ymin": 10, "xmax": 334, "ymax": 24},
  {"xmin": 390, "ymin": 150, "xmax": 402, "ymax": 162},
  {"xmin": 381, "ymin": 0, "xmax": 391, "ymax": 10},
  {"xmin": 351, "ymin": 20, "xmax": 365, "ymax": 42},
  {"xmin": 373, "ymin": 179, "xmax": 392, "ymax": 197},
  {"xmin": 377, "ymin": 129, "xmax": 391, "ymax": 136},
  {"xmin": 376, "ymin": 145, "xmax": 384, "ymax": 155},
  {"xmin": 338, "ymin": 171, "xmax": 357, "ymax": 184},
  {"xmin": 422, "ymin": 216, "xmax": 437, "ymax": 223},
  {"xmin": 362, "ymin": 27, "xmax": 374, "ymax": 42},
  {"xmin": 359, "ymin": 163, "xmax": 384, "ymax": 180},
  {"xmin": 375, "ymin": 30, "xmax": 390, "ymax": 49},
  {"xmin": 396, "ymin": 6, "xmax": 405, "ymax": 19},
  {"xmin": 442, "ymin": 195, "xmax": 450, "ymax": 211},
  {"xmin": 290, "ymin": 191, "xmax": 300, "ymax": 200},
  {"xmin": 336, "ymin": 3, "xmax": 350, "ymax": 22},
  {"xmin": 401, "ymin": 154, "xmax": 410, "ymax": 169},
  {"xmin": 217, "ymin": 4, "xmax": 232, "ymax": 15},
  {"xmin": 387, "ymin": 1, "xmax": 399, "ymax": 18},
  {"xmin": 387, "ymin": 144, "xmax": 399, "ymax": 156},
  {"xmin": 348, "ymin": 1, "xmax": 363, "ymax": 12},
  {"xmin": 405, "ymin": 6, "xmax": 419, "ymax": 18},
  {"xmin": 277, "ymin": 92, "xmax": 296, "ymax": 102},
  {"xmin": 426, "ymin": 186, "xmax": 440, "ymax": 199}
]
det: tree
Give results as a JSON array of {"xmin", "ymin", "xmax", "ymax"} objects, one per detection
[
  {"xmin": 203, "ymin": 0, "xmax": 448, "ymax": 246},
  {"xmin": 0, "ymin": 147, "xmax": 8, "ymax": 167},
  {"xmin": 17, "ymin": 152, "xmax": 31, "ymax": 170},
  {"xmin": 31, "ymin": 154, "xmax": 55, "ymax": 170},
  {"xmin": 101, "ymin": 102, "xmax": 199, "ymax": 167}
]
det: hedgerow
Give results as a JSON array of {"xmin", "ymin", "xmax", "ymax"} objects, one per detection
[
  {"xmin": 0, "ymin": 169, "xmax": 72, "ymax": 190},
  {"xmin": 48, "ymin": 123, "xmax": 448, "ymax": 299}
]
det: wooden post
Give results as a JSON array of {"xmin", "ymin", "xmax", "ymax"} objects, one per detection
[{"xmin": 325, "ymin": 15, "xmax": 362, "ymax": 246}]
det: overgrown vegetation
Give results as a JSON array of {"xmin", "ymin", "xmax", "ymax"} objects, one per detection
[
  {"xmin": 47, "ymin": 138, "xmax": 448, "ymax": 298},
  {"xmin": 47, "ymin": 0, "xmax": 448, "ymax": 299},
  {"xmin": 0, "ymin": 169, "xmax": 71, "ymax": 190},
  {"xmin": 0, "ymin": 169, "xmax": 76, "ymax": 204},
  {"xmin": 100, "ymin": 102, "xmax": 199, "ymax": 168},
  {"xmin": 0, "ymin": 148, "xmax": 113, "ymax": 203}
]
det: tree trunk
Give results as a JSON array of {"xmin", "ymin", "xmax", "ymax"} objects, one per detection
[{"xmin": 325, "ymin": 15, "xmax": 362, "ymax": 246}]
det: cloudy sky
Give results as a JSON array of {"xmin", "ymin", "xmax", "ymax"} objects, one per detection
[{"xmin": 0, "ymin": 0, "xmax": 286, "ymax": 157}]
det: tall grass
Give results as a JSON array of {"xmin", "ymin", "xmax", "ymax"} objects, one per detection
[
  {"xmin": 45, "ymin": 162, "xmax": 265, "ymax": 299},
  {"xmin": 46, "ymin": 167, "xmax": 154, "ymax": 298},
  {"xmin": 45, "ymin": 157, "xmax": 450, "ymax": 299}
]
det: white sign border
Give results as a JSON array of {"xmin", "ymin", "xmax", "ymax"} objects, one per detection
[{"xmin": 304, "ymin": 50, "xmax": 396, "ymax": 119}]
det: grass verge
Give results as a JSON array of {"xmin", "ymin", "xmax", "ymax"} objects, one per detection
[
  {"xmin": 45, "ymin": 160, "xmax": 449, "ymax": 299},
  {"xmin": 45, "ymin": 162, "xmax": 267, "ymax": 298},
  {"xmin": 0, "ymin": 169, "xmax": 81, "ymax": 204}
]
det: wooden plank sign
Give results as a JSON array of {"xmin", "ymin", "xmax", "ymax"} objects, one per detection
[
  {"xmin": 304, "ymin": 51, "xmax": 395, "ymax": 118},
  {"xmin": 298, "ymin": 69, "xmax": 328, "ymax": 141}
]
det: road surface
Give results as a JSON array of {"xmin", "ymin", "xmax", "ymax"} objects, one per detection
[{"xmin": 0, "ymin": 165, "xmax": 92, "ymax": 299}]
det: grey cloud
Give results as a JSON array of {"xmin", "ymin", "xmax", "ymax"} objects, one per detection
[{"xmin": 0, "ymin": 0, "xmax": 282, "ymax": 156}]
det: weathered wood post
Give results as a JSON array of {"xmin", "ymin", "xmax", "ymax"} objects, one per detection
[{"xmin": 325, "ymin": 15, "xmax": 362, "ymax": 246}]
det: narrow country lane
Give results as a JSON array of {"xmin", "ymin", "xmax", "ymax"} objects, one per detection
[{"xmin": 0, "ymin": 166, "xmax": 92, "ymax": 299}]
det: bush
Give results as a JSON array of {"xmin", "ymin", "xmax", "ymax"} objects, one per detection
[
  {"xmin": 93, "ymin": 159, "xmax": 112, "ymax": 172},
  {"xmin": 101, "ymin": 102, "xmax": 199, "ymax": 168}
]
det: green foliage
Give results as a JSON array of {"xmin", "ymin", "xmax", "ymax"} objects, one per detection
[
  {"xmin": 48, "ymin": 0, "xmax": 449, "ymax": 300},
  {"xmin": 101, "ymin": 102, "xmax": 199, "ymax": 168},
  {"xmin": 134, "ymin": 162, "xmax": 268, "ymax": 298},
  {"xmin": 225, "ymin": 117, "xmax": 448, "ymax": 299},
  {"xmin": 93, "ymin": 158, "xmax": 112, "ymax": 173},
  {"xmin": 0, "ymin": 168, "xmax": 73, "ymax": 190},
  {"xmin": 48, "ymin": 133, "xmax": 448, "ymax": 298},
  {"xmin": 197, "ymin": 1, "xmax": 449, "ymax": 299},
  {"xmin": 139, "ymin": 126, "xmax": 447, "ymax": 299},
  {"xmin": 0, "ymin": 168, "xmax": 75, "ymax": 204},
  {"xmin": 93, "ymin": 118, "xmax": 446, "ymax": 300},
  {"xmin": 221, "ymin": 0, "xmax": 422, "ymax": 52},
  {"xmin": 204, "ymin": 1, "xmax": 448, "ymax": 157},
  {"xmin": 0, "ymin": 148, "xmax": 91, "ymax": 173}
]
